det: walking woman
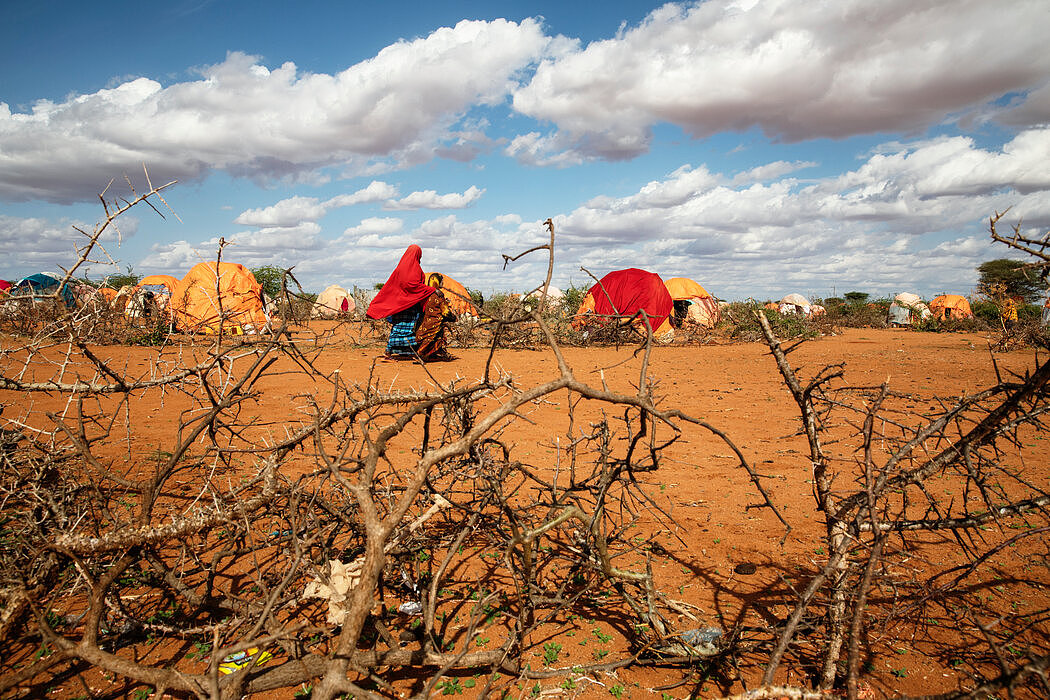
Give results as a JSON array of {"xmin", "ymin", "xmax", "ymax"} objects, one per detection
[{"xmin": 367, "ymin": 245, "xmax": 455, "ymax": 361}]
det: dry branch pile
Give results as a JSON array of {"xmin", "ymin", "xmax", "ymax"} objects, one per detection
[{"xmin": 0, "ymin": 185, "xmax": 1048, "ymax": 700}]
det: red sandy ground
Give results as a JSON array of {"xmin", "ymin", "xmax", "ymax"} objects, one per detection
[{"xmin": 5, "ymin": 326, "xmax": 1049, "ymax": 699}]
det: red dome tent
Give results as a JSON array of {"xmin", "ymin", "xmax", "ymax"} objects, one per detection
[{"xmin": 574, "ymin": 268, "xmax": 674, "ymax": 336}]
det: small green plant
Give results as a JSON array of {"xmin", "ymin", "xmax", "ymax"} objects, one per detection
[
  {"xmin": 593, "ymin": 628, "xmax": 612, "ymax": 643},
  {"xmin": 438, "ymin": 677, "xmax": 463, "ymax": 695},
  {"xmin": 131, "ymin": 690, "xmax": 153, "ymax": 700},
  {"xmin": 542, "ymin": 641, "xmax": 562, "ymax": 665},
  {"xmin": 891, "ymin": 668, "xmax": 907, "ymax": 678},
  {"xmin": 294, "ymin": 684, "xmax": 313, "ymax": 697},
  {"xmin": 185, "ymin": 640, "xmax": 212, "ymax": 660},
  {"xmin": 609, "ymin": 684, "xmax": 626, "ymax": 697},
  {"xmin": 561, "ymin": 677, "xmax": 577, "ymax": 690}
]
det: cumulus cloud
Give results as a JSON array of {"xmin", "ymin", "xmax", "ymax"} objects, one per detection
[
  {"xmin": 383, "ymin": 186, "xmax": 484, "ymax": 210},
  {"xmin": 512, "ymin": 0, "xmax": 1050, "ymax": 162},
  {"xmin": 548, "ymin": 128, "xmax": 1050, "ymax": 299},
  {"xmin": 0, "ymin": 19, "xmax": 552, "ymax": 203},
  {"xmin": 234, "ymin": 181, "xmax": 398, "ymax": 227},
  {"xmin": 127, "ymin": 128, "xmax": 1050, "ymax": 299},
  {"xmin": 0, "ymin": 214, "xmax": 139, "ymax": 279}
]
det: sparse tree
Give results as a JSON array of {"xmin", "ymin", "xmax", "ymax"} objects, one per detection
[
  {"xmin": 250, "ymin": 265, "xmax": 286, "ymax": 298},
  {"xmin": 843, "ymin": 291, "xmax": 868, "ymax": 303},
  {"xmin": 977, "ymin": 258, "xmax": 1047, "ymax": 303},
  {"xmin": 103, "ymin": 264, "xmax": 139, "ymax": 289}
]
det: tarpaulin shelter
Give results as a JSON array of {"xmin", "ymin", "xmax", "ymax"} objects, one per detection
[
  {"xmin": 426, "ymin": 272, "xmax": 474, "ymax": 316},
  {"xmin": 0, "ymin": 280, "xmax": 10, "ymax": 295},
  {"xmin": 664, "ymin": 277, "xmax": 711, "ymax": 301},
  {"xmin": 12, "ymin": 273, "xmax": 75, "ymax": 308},
  {"xmin": 523, "ymin": 285, "xmax": 564, "ymax": 312},
  {"xmin": 135, "ymin": 274, "xmax": 179, "ymax": 317},
  {"xmin": 888, "ymin": 293, "xmax": 931, "ymax": 326},
  {"xmin": 574, "ymin": 268, "xmax": 674, "ymax": 336},
  {"xmin": 171, "ymin": 262, "xmax": 269, "ymax": 334},
  {"xmin": 664, "ymin": 277, "xmax": 720, "ymax": 328},
  {"xmin": 930, "ymin": 294, "xmax": 973, "ymax": 320},
  {"xmin": 312, "ymin": 285, "xmax": 356, "ymax": 318},
  {"xmin": 779, "ymin": 293, "xmax": 811, "ymax": 316}
]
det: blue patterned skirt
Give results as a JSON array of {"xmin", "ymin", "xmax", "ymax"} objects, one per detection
[{"xmin": 386, "ymin": 305, "xmax": 422, "ymax": 356}]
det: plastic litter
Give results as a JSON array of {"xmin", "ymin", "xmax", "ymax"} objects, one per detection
[
  {"xmin": 218, "ymin": 647, "xmax": 273, "ymax": 675},
  {"xmin": 680, "ymin": 626, "xmax": 723, "ymax": 645},
  {"xmin": 397, "ymin": 601, "xmax": 423, "ymax": 616},
  {"xmin": 678, "ymin": 626, "xmax": 724, "ymax": 656}
]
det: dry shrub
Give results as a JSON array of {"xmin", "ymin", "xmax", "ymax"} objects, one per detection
[{"xmin": 2, "ymin": 197, "xmax": 1049, "ymax": 700}]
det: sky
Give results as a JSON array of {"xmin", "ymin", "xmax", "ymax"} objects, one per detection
[{"xmin": 2, "ymin": 0, "xmax": 1049, "ymax": 302}]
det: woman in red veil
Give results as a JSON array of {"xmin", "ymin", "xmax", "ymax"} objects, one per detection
[{"xmin": 367, "ymin": 245, "xmax": 455, "ymax": 360}]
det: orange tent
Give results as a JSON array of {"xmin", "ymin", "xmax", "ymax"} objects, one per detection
[
  {"xmin": 426, "ymin": 272, "xmax": 474, "ymax": 316},
  {"xmin": 929, "ymin": 294, "xmax": 973, "ymax": 320},
  {"xmin": 139, "ymin": 274, "xmax": 179, "ymax": 294},
  {"xmin": 664, "ymin": 277, "xmax": 712, "ymax": 301},
  {"xmin": 171, "ymin": 262, "xmax": 269, "ymax": 334},
  {"xmin": 664, "ymin": 277, "xmax": 719, "ymax": 328},
  {"xmin": 137, "ymin": 274, "xmax": 180, "ymax": 314}
]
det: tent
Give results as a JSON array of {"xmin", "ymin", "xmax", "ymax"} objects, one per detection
[
  {"xmin": 0, "ymin": 280, "xmax": 10, "ymax": 295},
  {"xmin": 137, "ymin": 274, "xmax": 179, "ymax": 312},
  {"xmin": 929, "ymin": 294, "xmax": 973, "ymax": 320},
  {"xmin": 779, "ymin": 293, "xmax": 811, "ymax": 316},
  {"xmin": 664, "ymin": 277, "xmax": 720, "ymax": 328},
  {"xmin": 888, "ymin": 293, "xmax": 931, "ymax": 326},
  {"xmin": 312, "ymin": 285, "xmax": 356, "ymax": 318},
  {"xmin": 12, "ymin": 273, "xmax": 76, "ymax": 308},
  {"xmin": 171, "ymin": 262, "xmax": 269, "ymax": 334},
  {"xmin": 523, "ymin": 286, "xmax": 564, "ymax": 313},
  {"xmin": 426, "ymin": 272, "xmax": 475, "ymax": 316},
  {"xmin": 574, "ymin": 268, "xmax": 674, "ymax": 336}
]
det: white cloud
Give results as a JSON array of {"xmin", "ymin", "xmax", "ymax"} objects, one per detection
[
  {"xmin": 0, "ymin": 19, "xmax": 552, "ymax": 203},
  {"xmin": 135, "ymin": 128, "xmax": 1050, "ymax": 299},
  {"xmin": 0, "ymin": 213, "xmax": 139, "ymax": 279},
  {"xmin": 383, "ymin": 185, "xmax": 484, "ymax": 210},
  {"xmin": 341, "ymin": 217, "xmax": 404, "ymax": 240},
  {"xmin": 234, "ymin": 181, "xmax": 398, "ymax": 227},
  {"xmin": 512, "ymin": 0, "xmax": 1050, "ymax": 161}
]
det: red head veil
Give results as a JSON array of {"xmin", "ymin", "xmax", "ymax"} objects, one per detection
[{"xmin": 366, "ymin": 245, "xmax": 436, "ymax": 319}]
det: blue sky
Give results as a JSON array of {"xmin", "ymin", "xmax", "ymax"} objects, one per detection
[{"xmin": 2, "ymin": 0, "xmax": 1049, "ymax": 301}]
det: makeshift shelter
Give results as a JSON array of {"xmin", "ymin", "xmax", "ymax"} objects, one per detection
[
  {"xmin": 12, "ymin": 273, "xmax": 75, "ymax": 308},
  {"xmin": 137, "ymin": 274, "xmax": 179, "ymax": 313},
  {"xmin": 929, "ymin": 294, "xmax": 973, "ymax": 321},
  {"xmin": 522, "ymin": 286, "xmax": 564, "ymax": 315},
  {"xmin": 664, "ymin": 277, "xmax": 720, "ymax": 328},
  {"xmin": 888, "ymin": 293, "xmax": 931, "ymax": 326},
  {"xmin": 574, "ymin": 268, "xmax": 674, "ymax": 336},
  {"xmin": 426, "ymin": 272, "xmax": 474, "ymax": 316},
  {"xmin": 171, "ymin": 262, "xmax": 269, "ymax": 334},
  {"xmin": 0, "ymin": 280, "xmax": 10, "ymax": 295},
  {"xmin": 312, "ymin": 285, "xmax": 356, "ymax": 318},
  {"xmin": 779, "ymin": 293, "xmax": 811, "ymax": 316}
]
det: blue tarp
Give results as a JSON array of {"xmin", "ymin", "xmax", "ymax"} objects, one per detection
[{"xmin": 13, "ymin": 273, "xmax": 76, "ymax": 308}]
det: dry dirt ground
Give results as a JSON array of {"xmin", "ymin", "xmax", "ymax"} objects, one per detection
[{"xmin": 5, "ymin": 325, "xmax": 1049, "ymax": 699}]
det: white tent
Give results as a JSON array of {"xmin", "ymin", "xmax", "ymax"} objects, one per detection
[
  {"xmin": 312, "ymin": 285, "xmax": 356, "ymax": 318},
  {"xmin": 779, "ymin": 293, "xmax": 811, "ymax": 316},
  {"xmin": 888, "ymin": 293, "xmax": 931, "ymax": 326}
]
